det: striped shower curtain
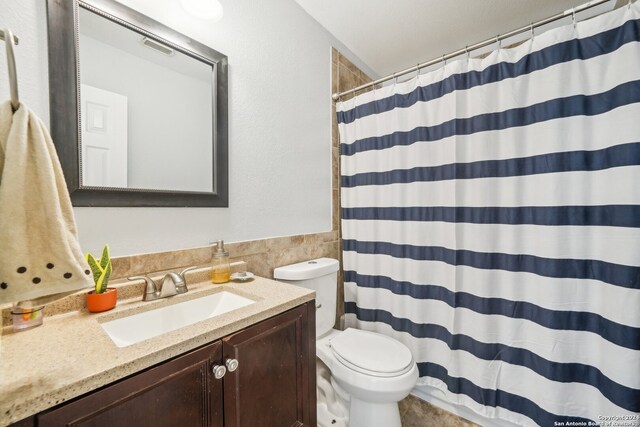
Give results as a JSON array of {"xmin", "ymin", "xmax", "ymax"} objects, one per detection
[{"xmin": 337, "ymin": 4, "xmax": 640, "ymax": 426}]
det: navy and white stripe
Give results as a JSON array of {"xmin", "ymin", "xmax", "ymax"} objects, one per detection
[{"xmin": 337, "ymin": 4, "xmax": 640, "ymax": 426}]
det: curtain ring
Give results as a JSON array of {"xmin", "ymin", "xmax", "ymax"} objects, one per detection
[
  {"xmin": 465, "ymin": 46, "xmax": 470, "ymax": 62},
  {"xmin": 496, "ymin": 35, "xmax": 501, "ymax": 50},
  {"xmin": 415, "ymin": 64, "xmax": 421, "ymax": 79},
  {"xmin": 393, "ymin": 72, "xmax": 398, "ymax": 86},
  {"xmin": 572, "ymin": 8, "xmax": 577, "ymax": 28},
  {"xmin": 530, "ymin": 22, "xmax": 534, "ymax": 39},
  {"xmin": 441, "ymin": 54, "xmax": 446, "ymax": 67}
]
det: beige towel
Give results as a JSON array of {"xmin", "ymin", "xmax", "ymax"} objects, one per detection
[{"xmin": 0, "ymin": 101, "xmax": 92, "ymax": 307}]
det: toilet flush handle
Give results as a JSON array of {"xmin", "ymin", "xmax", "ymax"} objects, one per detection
[{"xmin": 316, "ymin": 302, "xmax": 322, "ymax": 309}]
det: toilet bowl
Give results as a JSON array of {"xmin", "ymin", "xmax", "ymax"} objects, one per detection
[{"xmin": 274, "ymin": 258, "xmax": 418, "ymax": 427}]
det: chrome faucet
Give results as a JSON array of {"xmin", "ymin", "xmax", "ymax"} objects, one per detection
[{"xmin": 128, "ymin": 266, "xmax": 198, "ymax": 302}]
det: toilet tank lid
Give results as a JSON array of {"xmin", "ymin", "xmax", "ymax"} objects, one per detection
[{"xmin": 273, "ymin": 258, "xmax": 339, "ymax": 280}]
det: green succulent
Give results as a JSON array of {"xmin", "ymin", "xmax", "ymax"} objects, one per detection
[{"xmin": 85, "ymin": 244, "xmax": 112, "ymax": 294}]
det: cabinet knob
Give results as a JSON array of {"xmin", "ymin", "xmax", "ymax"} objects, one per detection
[
  {"xmin": 225, "ymin": 358, "xmax": 239, "ymax": 372},
  {"xmin": 212, "ymin": 364, "xmax": 227, "ymax": 379}
]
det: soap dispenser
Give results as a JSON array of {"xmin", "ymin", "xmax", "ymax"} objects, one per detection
[{"xmin": 211, "ymin": 240, "xmax": 231, "ymax": 284}]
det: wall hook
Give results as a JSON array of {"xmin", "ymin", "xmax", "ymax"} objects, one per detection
[{"xmin": 2, "ymin": 28, "xmax": 20, "ymax": 112}]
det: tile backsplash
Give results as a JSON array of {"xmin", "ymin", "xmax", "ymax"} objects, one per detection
[
  {"xmin": 1, "ymin": 229, "xmax": 341, "ymax": 326},
  {"xmin": 110, "ymin": 231, "xmax": 340, "ymax": 281}
]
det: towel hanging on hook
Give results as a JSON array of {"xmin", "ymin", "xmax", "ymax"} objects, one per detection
[
  {"xmin": 1, "ymin": 28, "xmax": 20, "ymax": 112},
  {"xmin": 0, "ymin": 27, "xmax": 92, "ymax": 308}
]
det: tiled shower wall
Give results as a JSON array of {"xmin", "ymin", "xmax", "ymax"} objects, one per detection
[{"xmin": 331, "ymin": 47, "xmax": 374, "ymax": 323}]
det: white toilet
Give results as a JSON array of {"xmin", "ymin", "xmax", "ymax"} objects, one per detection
[{"xmin": 274, "ymin": 258, "xmax": 418, "ymax": 427}]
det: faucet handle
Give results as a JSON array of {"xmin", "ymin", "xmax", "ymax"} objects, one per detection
[
  {"xmin": 178, "ymin": 266, "xmax": 198, "ymax": 283},
  {"xmin": 128, "ymin": 276, "xmax": 158, "ymax": 300},
  {"xmin": 172, "ymin": 266, "xmax": 198, "ymax": 294}
]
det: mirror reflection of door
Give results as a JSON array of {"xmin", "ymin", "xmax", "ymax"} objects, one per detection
[{"xmin": 80, "ymin": 84, "xmax": 128, "ymax": 188}]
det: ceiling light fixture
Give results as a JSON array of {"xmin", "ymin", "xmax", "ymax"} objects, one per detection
[{"xmin": 181, "ymin": 0, "xmax": 224, "ymax": 21}]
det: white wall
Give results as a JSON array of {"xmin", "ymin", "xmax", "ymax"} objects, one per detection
[{"xmin": 0, "ymin": 0, "xmax": 377, "ymax": 257}]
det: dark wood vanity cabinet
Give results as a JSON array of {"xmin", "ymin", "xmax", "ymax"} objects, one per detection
[
  {"xmin": 33, "ymin": 302, "xmax": 316, "ymax": 427},
  {"xmin": 39, "ymin": 341, "xmax": 224, "ymax": 427},
  {"xmin": 223, "ymin": 303, "xmax": 314, "ymax": 427}
]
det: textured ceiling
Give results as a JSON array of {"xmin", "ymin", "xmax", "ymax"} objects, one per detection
[{"xmin": 295, "ymin": 0, "xmax": 617, "ymax": 78}]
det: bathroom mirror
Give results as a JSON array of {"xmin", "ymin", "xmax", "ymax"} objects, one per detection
[{"xmin": 46, "ymin": 0, "xmax": 228, "ymax": 206}]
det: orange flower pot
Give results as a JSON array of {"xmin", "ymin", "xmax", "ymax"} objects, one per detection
[{"xmin": 86, "ymin": 288, "xmax": 117, "ymax": 313}]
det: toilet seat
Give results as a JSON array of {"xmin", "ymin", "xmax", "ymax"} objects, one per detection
[{"xmin": 329, "ymin": 328, "xmax": 414, "ymax": 378}]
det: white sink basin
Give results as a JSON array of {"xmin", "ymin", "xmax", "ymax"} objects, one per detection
[{"xmin": 101, "ymin": 291, "xmax": 255, "ymax": 347}]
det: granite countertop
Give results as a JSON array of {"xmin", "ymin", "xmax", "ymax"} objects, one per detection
[{"xmin": 0, "ymin": 274, "xmax": 314, "ymax": 426}]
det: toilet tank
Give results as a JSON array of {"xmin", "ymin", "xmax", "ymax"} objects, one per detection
[{"xmin": 273, "ymin": 258, "xmax": 339, "ymax": 338}]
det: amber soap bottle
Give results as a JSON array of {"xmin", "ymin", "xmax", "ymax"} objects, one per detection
[{"xmin": 211, "ymin": 240, "xmax": 231, "ymax": 284}]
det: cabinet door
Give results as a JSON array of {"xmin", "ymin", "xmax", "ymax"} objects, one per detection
[
  {"xmin": 222, "ymin": 302, "xmax": 316, "ymax": 427},
  {"xmin": 38, "ymin": 341, "xmax": 224, "ymax": 427}
]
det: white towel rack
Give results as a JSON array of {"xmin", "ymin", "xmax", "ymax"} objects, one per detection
[{"xmin": 0, "ymin": 28, "xmax": 20, "ymax": 112}]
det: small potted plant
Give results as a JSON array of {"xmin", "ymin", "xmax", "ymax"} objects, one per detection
[{"xmin": 85, "ymin": 244, "xmax": 116, "ymax": 313}]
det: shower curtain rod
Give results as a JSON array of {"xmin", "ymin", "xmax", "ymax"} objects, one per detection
[{"xmin": 332, "ymin": 0, "xmax": 611, "ymax": 101}]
